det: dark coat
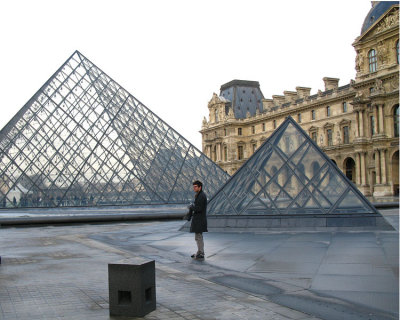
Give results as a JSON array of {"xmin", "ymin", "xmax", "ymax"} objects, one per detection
[{"xmin": 190, "ymin": 190, "xmax": 208, "ymax": 233}]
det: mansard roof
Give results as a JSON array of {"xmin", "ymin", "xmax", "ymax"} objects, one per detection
[{"xmin": 219, "ymin": 79, "xmax": 264, "ymax": 120}]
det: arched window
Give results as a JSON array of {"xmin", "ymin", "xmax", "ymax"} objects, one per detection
[
  {"xmin": 394, "ymin": 105, "xmax": 399, "ymax": 137},
  {"xmin": 214, "ymin": 109, "xmax": 219, "ymax": 122},
  {"xmin": 368, "ymin": 49, "xmax": 377, "ymax": 72}
]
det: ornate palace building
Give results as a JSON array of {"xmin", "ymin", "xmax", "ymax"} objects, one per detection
[{"xmin": 201, "ymin": 1, "xmax": 399, "ymax": 197}]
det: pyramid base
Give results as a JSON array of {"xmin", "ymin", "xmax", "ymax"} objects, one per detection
[{"xmin": 182, "ymin": 214, "xmax": 394, "ymax": 232}]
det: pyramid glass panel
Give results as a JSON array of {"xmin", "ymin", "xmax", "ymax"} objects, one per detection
[
  {"xmin": 208, "ymin": 116, "xmax": 377, "ymax": 215},
  {"xmin": 0, "ymin": 51, "xmax": 229, "ymax": 208}
]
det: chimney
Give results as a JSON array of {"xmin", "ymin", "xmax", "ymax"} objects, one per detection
[
  {"xmin": 272, "ymin": 95, "xmax": 285, "ymax": 106},
  {"xmin": 323, "ymin": 77, "xmax": 340, "ymax": 91},
  {"xmin": 296, "ymin": 87, "xmax": 311, "ymax": 99},
  {"xmin": 283, "ymin": 91, "xmax": 297, "ymax": 103},
  {"xmin": 262, "ymin": 99, "xmax": 274, "ymax": 110}
]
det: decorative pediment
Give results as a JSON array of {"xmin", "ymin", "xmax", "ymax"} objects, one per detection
[
  {"xmin": 323, "ymin": 122, "xmax": 334, "ymax": 129},
  {"xmin": 375, "ymin": 7, "xmax": 399, "ymax": 34},
  {"xmin": 339, "ymin": 119, "xmax": 351, "ymax": 127},
  {"xmin": 308, "ymin": 126, "xmax": 318, "ymax": 132},
  {"xmin": 358, "ymin": 6, "xmax": 399, "ymax": 42},
  {"xmin": 208, "ymin": 92, "xmax": 228, "ymax": 107}
]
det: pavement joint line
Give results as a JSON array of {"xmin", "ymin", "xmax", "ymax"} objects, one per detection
[
  {"xmin": 145, "ymin": 252, "xmax": 317, "ymax": 319},
  {"xmin": 0, "ymin": 220, "xmax": 397, "ymax": 319},
  {"xmin": 57, "ymin": 231, "xmax": 317, "ymax": 318}
]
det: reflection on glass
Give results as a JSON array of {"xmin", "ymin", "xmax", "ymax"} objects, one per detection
[
  {"xmin": 0, "ymin": 52, "xmax": 229, "ymax": 208},
  {"xmin": 208, "ymin": 117, "xmax": 376, "ymax": 215}
]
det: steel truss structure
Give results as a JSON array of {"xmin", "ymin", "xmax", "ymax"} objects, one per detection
[
  {"xmin": 208, "ymin": 117, "xmax": 378, "ymax": 215},
  {"xmin": 0, "ymin": 51, "xmax": 229, "ymax": 208}
]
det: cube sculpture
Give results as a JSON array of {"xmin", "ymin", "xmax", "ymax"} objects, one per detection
[{"xmin": 108, "ymin": 260, "xmax": 156, "ymax": 317}]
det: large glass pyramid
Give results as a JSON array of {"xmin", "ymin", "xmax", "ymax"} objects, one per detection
[
  {"xmin": 0, "ymin": 51, "xmax": 229, "ymax": 208},
  {"xmin": 208, "ymin": 116, "xmax": 378, "ymax": 216}
]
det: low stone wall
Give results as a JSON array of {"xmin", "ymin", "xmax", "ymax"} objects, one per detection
[{"xmin": 180, "ymin": 213, "xmax": 394, "ymax": 232}]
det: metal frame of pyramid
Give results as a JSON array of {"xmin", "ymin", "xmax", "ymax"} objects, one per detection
[
  {"xmin": 0, "ymin": 51, "xmax": 229, "ymax": 209},
  {"xmin": 193, "ymin": 116, "xmax": 394, "ymax": 230},
  {"xmin": 208, "ymin": 116, "xmax": 378, "ymax": 216}
]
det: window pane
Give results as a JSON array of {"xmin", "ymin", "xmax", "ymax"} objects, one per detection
[
  {"xmin": 369, "ymin": 49, "xmax": 377, "ymax": 72},
  {"xmin": 312, "ymin": 132, "xmax": 317, "ymax": 143},
  {"xmin": 343, "ymin": 126, "xmax": 349, "ymax": 144},
  {"xmin": 371, "ymin": 116, "xmax": 375, "ymax": 136},
  {"xmin": 395, "ymin": 105, "xmax": 399, "ymax": 137},
  {"xmin": 327, "ymin": 129, "xmax": 333, "ymax": 146},
  {"xmin": 238, "ymin": 146, "xmax": 244, "ymax": 160}
]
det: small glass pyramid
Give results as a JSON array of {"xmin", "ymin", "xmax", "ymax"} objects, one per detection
[
  {"xmin": 0, "ymin": 51, "xmax": 229, "ymax": 208},
  {"xmin": 208, "ymin": 116, "xmax": 378, "ymax": 215}
]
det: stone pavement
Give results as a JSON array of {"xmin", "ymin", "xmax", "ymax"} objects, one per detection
[{"xmin": 0, "ymin": 208, "xmax": 398, "ymax": 320}]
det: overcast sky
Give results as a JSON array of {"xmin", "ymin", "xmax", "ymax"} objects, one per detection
[{"xmin": 0, "ymin": 0, "xmax": 373, "ymax": 149}]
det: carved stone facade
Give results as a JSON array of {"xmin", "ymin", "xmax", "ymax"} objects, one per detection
[{"xmin": 201, "ymin": 2, "xmax": 399, "ymax": 197}]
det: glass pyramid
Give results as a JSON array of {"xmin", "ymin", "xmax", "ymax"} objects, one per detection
[
  {"xmin": 0, "ymin": 51, "xmax": 229, "ymax": 208},
  {"xmin": 208, "ymin": 116, "xmax": 378, "ymax": 215}
]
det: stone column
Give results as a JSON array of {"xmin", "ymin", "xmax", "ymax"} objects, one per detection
[
  {"xmin": 361, "ymin": 152, "xmax": 367, "ymax": 185},
  {"xmin": 355, "ymin": 153, "xmax": 361, "ymax": 185},
  {"xmin": 378, "ymin": 105, "xmax": 385, "ymax": 134},
  {"xmin": 373, "ymin": 106, "xmax": 379, "ymax": 135},
  {"xmin": 359, "ymin": 111, "xmax": 365, "ymax": 137},
  {"xmin": 375, "ymin": 150, "xmax": 381, "ymax": 184},
  {"xmin": 356, "ymin": 111, "xmax": 361, "ymax": 137},
  {"xmin": 216, "ymin": 143, "xmax": 221, "ymax": 162},
  {"xmin": 380, "ymin": 149, "xmax": 387, "ymax": 184}
]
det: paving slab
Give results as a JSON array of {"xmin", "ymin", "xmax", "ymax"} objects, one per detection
[{"xmin": 0, "ymin": 208, "xmax": 398, "ymax": 320}]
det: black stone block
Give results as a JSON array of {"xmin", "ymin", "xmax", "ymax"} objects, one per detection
[{"xmin": 108, "ymin": 260, "xmax": 156, "ymax": 317}]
